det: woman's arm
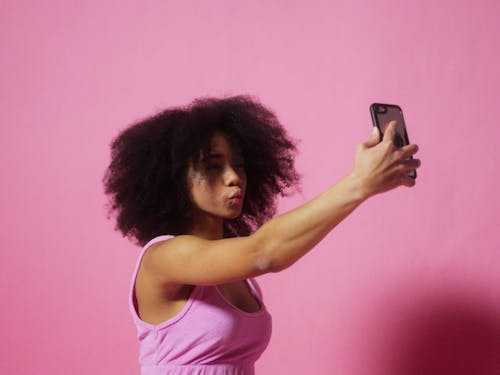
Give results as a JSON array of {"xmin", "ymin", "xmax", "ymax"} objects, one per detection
[{"xmin": 144, "ymin": 122, "xmax": 420, "ymax": 285}]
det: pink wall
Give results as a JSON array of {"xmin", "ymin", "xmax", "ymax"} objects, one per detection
[{"xmin": 1, "ymin": 1, "xmax": 498, "ymax": 374}]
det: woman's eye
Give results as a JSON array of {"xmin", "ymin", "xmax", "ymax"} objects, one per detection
[{"xmin": 207, "ymin": 164, "xmax": 222, "ymax": 170}]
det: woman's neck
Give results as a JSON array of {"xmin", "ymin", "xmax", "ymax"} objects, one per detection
[{"xmin": 188, "ymin": 214, "xmax": 224, "ymax": 240}]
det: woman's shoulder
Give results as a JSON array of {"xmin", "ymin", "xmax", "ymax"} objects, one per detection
[
  {"xmin": 140, "ymin": 235, "xmax": 175, "ymax": 266},
  {"xmin": 143, "ymin": 234, "xmax": 176, "ymax": 251}
]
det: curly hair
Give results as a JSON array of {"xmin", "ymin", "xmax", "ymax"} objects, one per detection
[{"xmin": 103, "ymin": 95, "xmax": 300, "ymax": 246}]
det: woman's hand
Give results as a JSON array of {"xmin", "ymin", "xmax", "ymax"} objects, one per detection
[{"xmin": 350, "ymin": 121, "xmax": 421, "ymax": 198}]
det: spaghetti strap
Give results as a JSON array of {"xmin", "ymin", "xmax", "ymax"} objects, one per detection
[{"xmin": 247, "ymin": 278, "xmax": 263, "ymax": 300}]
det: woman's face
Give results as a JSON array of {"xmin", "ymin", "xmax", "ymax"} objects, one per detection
[{"xmin": 187, "ymin": 133, "xmax": 247, "ymax": 223}]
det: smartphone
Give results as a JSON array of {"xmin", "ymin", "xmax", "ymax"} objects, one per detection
[{"xmin": 370, "ymin": 103, "xmax": 416, "ymax": 179}]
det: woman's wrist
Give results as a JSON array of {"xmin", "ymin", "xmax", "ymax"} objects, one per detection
[{"xmin": 343, "ymin": 171, "xmax": 373, "ymax": 203}]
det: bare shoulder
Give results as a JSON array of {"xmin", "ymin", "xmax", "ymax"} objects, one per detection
[
  {"xmin": 144, "ymin": 235, "xmax": 202, "ymax": 260},
  {"xmin": 141, "ymin": 235, "xmax": 201, "ymax": 279}
]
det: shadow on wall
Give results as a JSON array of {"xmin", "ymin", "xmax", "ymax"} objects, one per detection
[{"xmin": 381, "ymin": 288, "xmax": 500, "ymax": 375}]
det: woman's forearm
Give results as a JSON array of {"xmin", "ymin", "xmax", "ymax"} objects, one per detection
[
  {"xmin": 251, "ymin": 123, "xmax": 419, "ymax": 274},
  {"xmin": 254, "ymin": 172, "xmax": 369, "ymax": 272}
]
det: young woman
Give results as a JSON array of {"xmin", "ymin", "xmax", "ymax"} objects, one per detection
[{"xmin": 103, "ymin": 95, "xmax": 420, "ymax": 375}]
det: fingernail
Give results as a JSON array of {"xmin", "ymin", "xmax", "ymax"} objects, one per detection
[{"xmin": 372, "ymin": 127, "xmax": 378, "ymax": 134}]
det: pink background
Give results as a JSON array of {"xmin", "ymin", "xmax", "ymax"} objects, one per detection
[{"xmin": 1, "ymin": 1, "xmax": 499, "ymax": 374}]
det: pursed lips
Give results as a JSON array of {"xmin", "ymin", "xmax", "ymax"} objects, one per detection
[{"xmin": 228, "ymin": 191, "xmax": 244, "ymax": 204}]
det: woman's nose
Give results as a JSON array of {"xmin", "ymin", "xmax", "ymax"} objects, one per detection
[{"xmin": 224, "ymin": 166, "xmax": 241, "ymax": 186}]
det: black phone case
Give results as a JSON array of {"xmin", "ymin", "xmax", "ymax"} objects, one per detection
[{"xmin": 370, "ymin": 103, "xmax": 416, "ymax": 179}]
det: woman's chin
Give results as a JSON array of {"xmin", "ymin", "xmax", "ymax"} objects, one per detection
[{"xmin": 224, "ymin": 209, "xmax": 243, "ymax": 220}]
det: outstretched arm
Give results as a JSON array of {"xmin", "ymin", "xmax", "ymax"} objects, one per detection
[{"xmin": 144, "ymin": 122, "xmax": 420, "ymax": 285}]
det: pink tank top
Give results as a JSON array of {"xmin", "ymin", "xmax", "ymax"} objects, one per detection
[{"xmin": 129, "ymin": 235, "xmax": 273, "ymax": 375}]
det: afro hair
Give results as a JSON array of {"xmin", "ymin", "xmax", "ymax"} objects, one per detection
[{"xmin": 103, "ymin": 95, "xmax": 300, "ymax": 246}]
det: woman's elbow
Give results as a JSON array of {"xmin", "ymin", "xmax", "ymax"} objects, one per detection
[
  {"xmin": 254, "ymin": 251, "xmax": 289, "ymax": 274},
  {"xmin": 250, "ymin": 233, "xmax": 290, "ymax": 274}
]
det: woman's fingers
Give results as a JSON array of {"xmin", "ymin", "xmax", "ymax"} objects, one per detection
[
  {"xmin": 382, "ymin": 121, "xmax": 397, "ymax": 144},
  {"xmin": 389, "ymin": 144, "xmax": 419, "ymax": 167},
  {"xmin": 393, "ymin": 158, "xmax": 420, "ymax": 173},
  {"xmin": 382, "ymin": 121, "xmax": 419, "ymax": 160},
  {"xmin": 406, "ymin": 158, "xmax": 421, "ymax": 169},
  {"xmin": 400, "ymin": 175, "xmax": 417, "ymax": 187},
  {"xmin": 390, "ymin": 158, "xmax": 420, "ymax": 186},
  {"xmin": 362, "ymin": 127, "xmax": 381, "ymax": 148},
  {"xmin": 399, "ymin": 144, "xmax": 419, "ymax": 159}
]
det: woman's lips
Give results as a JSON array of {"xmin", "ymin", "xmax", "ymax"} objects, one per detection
[{"xmin": 229, "ymin": 193, "xmax": 243, "ymax": 205}]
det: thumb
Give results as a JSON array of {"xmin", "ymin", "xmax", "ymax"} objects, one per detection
[
  {"xmin": 383, "ymin": 121, "xmax": 397, "ymax": 144},
  {"xmin": 363, "ymin": 126, "xmax": 381, "ymax": 147}
]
